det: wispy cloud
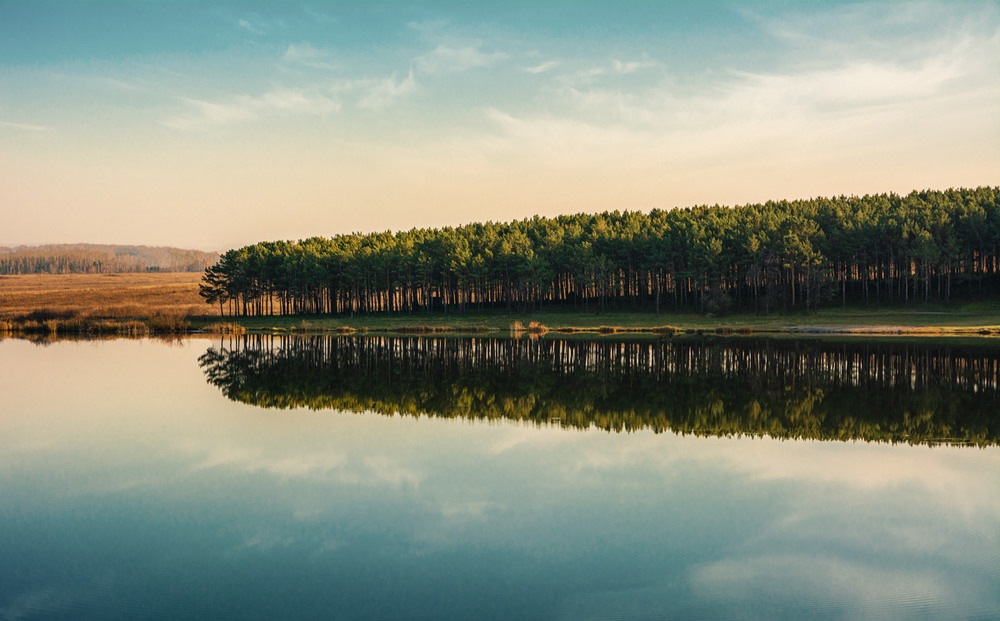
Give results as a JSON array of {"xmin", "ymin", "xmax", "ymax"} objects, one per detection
[
  {"xmin": 0, "ymin": 120, "xmax": 49, "ymax": 131},
  {"xmin": 612, "ymin": 58, "xmax": 659, "ymax": 74},
  {"xmin": 408, "ymin": 19, "xmax": 449, "ymax": 36},
  {"xmin": 722, "ymin": 18, "xmax": 999, "ymax": 121},
  {"xmin": 281, "ymin": 41, "xmax": 418, "ymax": 108},
  {"xmin": 357, "ymin": 71, "xmax": 417, "ymax": 109},
  {"xmin": 525, "ymin": 60, "xmax": 559, "ymax": 74},
  {"xmin": 283, "ymin": 42, "xmax": 339, "ymax": 70},
  {"xmin": 486, "ymin": 14, "xmax": 999, "ymax": 161},
  {"xmin": 164, "ymin": 87, "xmax": 339, "ymax": 130},
  {"xmin": 94, "ymin": 75, "xmax": 145, "ymax": 92},
  {"xmin": 745, "ymin": 2, "xmax": 990, "ymax": 59},
  {"xmin": 582, "ymin": 55, "xmax": 662, "ymax": 79},
  {"xmin": 416, "ymin": 44, "xmax": 508, "ymax": 74},
  {"xmin": 237, "ymin": 18, "xmax": 265, "ymax": 35},
  {"xmin": 328, "ymin": 71, "xmax": 419, "ymax": 111},
  {"xmin": 210, "ymin": 4, "xmax": 291, "ymax": 38}
]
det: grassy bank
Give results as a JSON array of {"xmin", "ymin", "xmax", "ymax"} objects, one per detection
[{"xmin": 187, "ymin": 301, "xmax": 1000, "ymax": 337}]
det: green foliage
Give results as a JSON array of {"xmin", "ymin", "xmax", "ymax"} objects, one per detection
[{"xmin": 200, "ymin": 187, "xmax": 1000, "ymax": 317}]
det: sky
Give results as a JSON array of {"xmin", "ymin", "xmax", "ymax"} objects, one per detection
[{"xmin": 1, "ymin": 1, "xmax": 998, "ymax": 251}]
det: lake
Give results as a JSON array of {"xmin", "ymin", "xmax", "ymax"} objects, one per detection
[{"xmin": 1, "ymin": 334, "xmax": 998, "ymax": 620}]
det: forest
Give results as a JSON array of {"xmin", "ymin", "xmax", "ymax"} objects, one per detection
[
  {"xmin": 200, "ymin": 335, "xmax": 999, "ymax": 446},
  {"xmin": 0, "ymin": 244, "xmax": 219, "ymax": 275},
  {"xmin": 198, "ymin": 186, "xmax": 1000, "ymax": 317}
]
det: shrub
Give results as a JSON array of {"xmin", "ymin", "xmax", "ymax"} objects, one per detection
[{"xmin": 527, "ymin": 320, "xmax": 548, "ymax": 334}]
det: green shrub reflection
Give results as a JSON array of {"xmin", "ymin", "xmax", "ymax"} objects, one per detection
[{"xmin": 200, "ymin": 336, "xmax": 999, "ymax": 446}]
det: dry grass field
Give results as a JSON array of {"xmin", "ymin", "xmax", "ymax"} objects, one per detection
[{"xmin": 0, "ymin": 272, "xmax": 218, "ymax": 319}]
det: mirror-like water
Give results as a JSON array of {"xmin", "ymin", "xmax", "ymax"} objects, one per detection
[
  {"xmin": 1, "ymin": 336, "xmax": 998, "ymax": 620},
  {"xmin": 201, "ymin": 334, "xmax": 1000, "ymax": 445}
]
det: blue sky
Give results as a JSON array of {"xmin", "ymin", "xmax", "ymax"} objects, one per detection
[{"xmin": 1, "ymin": 1, "xmax": 998, "ymax": 250}]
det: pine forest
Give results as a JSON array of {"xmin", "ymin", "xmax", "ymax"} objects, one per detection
[{"xmin": 199, "ymin": 187, "xmax": 1000, "ymax": 317}]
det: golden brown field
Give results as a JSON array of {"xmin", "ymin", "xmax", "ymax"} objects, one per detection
[{"xmin": 0, "ymin": 272, "xmax": 218, "ymax": 319}]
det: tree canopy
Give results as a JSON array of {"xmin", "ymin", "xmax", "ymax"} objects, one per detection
[{"xmin": 200, "ymin": 187, "xmax": 1000, "ymax": 316}]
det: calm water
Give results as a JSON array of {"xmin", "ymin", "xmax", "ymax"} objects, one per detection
[{"xmin": 1, "ymin": 335, "xmax": 998, "ymax": 620}]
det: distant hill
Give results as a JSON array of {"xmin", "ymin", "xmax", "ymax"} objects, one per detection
[{"xmin": 0, "ymin": 244, "xmax": 220, "ymax": 275}]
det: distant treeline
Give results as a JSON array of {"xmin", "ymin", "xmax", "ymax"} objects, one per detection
[
  {"xmin": 0, "ymin": 244, "xmax": 220, "ymax": 275},
  {"xmin": 200, "ymin": 335, "xmax": 1000, "ymax": 446},
  {"xmin": 199, "ymin": 187, "xmax": 1000, "ymax": 316}
]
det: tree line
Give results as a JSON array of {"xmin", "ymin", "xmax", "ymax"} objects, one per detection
[
  {"xmin": 0, "ymin": 244, "xmax": 219, "ymax": 275},
  {"xmin": 199, "ymin": 186, "xmax": 1000, "ymax": 317}
]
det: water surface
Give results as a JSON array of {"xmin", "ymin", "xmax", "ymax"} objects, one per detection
[{"xmin": 1, "ymin": 336, "xmax": 997, "ymax": 620}]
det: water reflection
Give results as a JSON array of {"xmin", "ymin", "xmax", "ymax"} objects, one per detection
[
  {"xmin": 200, "ymin": 335, "xmax": 999, "ymax": 446},
  {"xmin": 2, "ymin": 338, "xmax": 998, "ymax": 619}
]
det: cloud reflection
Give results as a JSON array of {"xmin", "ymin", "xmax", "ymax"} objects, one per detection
[
  {"xmin": 691, "ymin": 554, "xmax": 964, "ymax": 618},
  {"xmin": 189, "ymin": 444, "xmax": 348, "ymax": 479}
]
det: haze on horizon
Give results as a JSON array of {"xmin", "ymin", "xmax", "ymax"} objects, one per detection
[{"xmin": 1, "ymin": 1, "xmax": 998, "ymax": 252}]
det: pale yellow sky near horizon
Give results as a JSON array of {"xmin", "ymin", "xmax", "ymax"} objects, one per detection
[{"xmin": 2, "ymin": 1, "xmax": 998, "ymax": 251}]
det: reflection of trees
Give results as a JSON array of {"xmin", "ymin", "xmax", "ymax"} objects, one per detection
[{"xmin": 199, "ymin": 336, "xmax": 1000, "ymax": 446}]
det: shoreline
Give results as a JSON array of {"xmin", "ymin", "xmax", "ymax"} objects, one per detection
[{"xmin": 3, "ymin": 315, "xmax": 1000, "ymax": 339}]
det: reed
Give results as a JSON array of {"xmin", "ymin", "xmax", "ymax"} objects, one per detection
[
  {"xmin": 18, "ymin": 317, "xmax": 153, "ymax": 336},
  {"xmin": 0, "ymin": 313, "xmax": 201, "ymax": 336},
  {"xmin": 107, "ymin": 320, "xmax": 150, "ymax": 337},
  {"xmin": 202, "ymin": 322, "xmax": 247, "ymax": 334},
  {"xmin": 147, "ymin": 314, "xmax": 191, "ymax": 333}
]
